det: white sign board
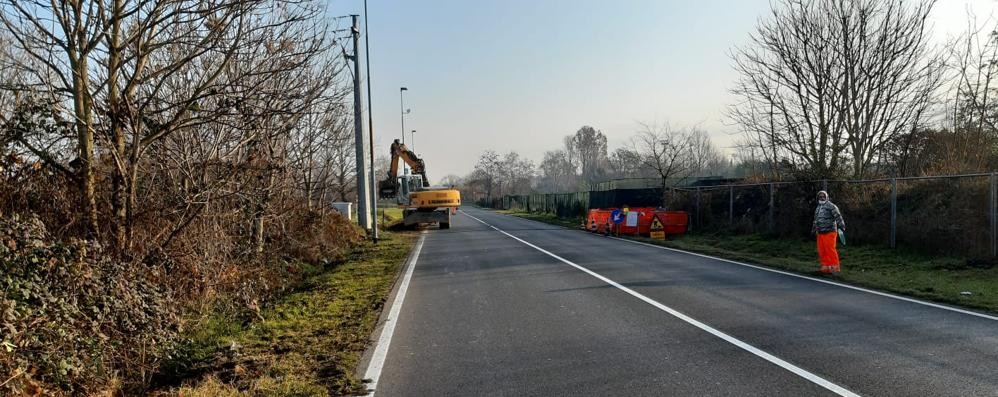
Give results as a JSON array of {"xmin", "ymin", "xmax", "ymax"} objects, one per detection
[{"xmin": 626, "ymin": 212, "xmax": 639, "ymax": 227}]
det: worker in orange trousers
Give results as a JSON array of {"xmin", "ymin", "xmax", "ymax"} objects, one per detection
[{"xmin": 812, "ymin": 190, "xmax": 845, "ymax": 273}]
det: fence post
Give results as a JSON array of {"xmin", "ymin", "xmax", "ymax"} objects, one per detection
[
  {"xmin": 991, "ymin": 173, "xmax": 996, "ymax": 257},
  {"xmin": 891, "ymin": 178, "xmax": 898, "ymax": 248},
  {"xmin": 768, "ymin": 183, "xmax": 775, "ymax": 233},
  {"xmin": 696, "ymin": 187, "xmax": 701, "ymax": 230},
  {"xmin": 729, "ymin": 185, "xmax": 734, "ymax": 225}
]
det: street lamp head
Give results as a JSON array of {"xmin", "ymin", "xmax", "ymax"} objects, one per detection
[
  {"xmin": 400, "ymin": 87, "xmax": 408, "ymax": 91},
  {"xmin": 404, "ymin": 108, "xmax": 411, "ymax": 114}
]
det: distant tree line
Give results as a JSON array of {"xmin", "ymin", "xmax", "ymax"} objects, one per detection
[
  {"xmin": 455, "ymin": 123, "xmax": 728, "ymax": 202},
  {"xmin": 459, "ymin": 0, "xmax": 998, "ymax": 203}
]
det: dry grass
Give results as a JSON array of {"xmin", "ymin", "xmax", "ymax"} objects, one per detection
[{"xmin": 165, "ymin": 230, "xmax": 417, "ymax": 396}]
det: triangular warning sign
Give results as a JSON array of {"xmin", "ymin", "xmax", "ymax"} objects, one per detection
[{"xmin": 650, "ymin": 217, "xmax": 664, "ymax": 231}]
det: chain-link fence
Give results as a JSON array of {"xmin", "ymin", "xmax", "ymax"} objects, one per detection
[
  {"xmin": 479, "ymin": 191, "xmax": 590, "ymax": 219},
  {"xmin": 483, "ymin": 173, "xmax": 998, "ymax": 258}
]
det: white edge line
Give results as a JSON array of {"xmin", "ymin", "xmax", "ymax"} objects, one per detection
[
  {"xmin": 362, "ymin": 232, "xmax": 426, "ymax": 395},
  {"xmin": 604, "ymin": 236, "xmax": 998, "ymax": 322},
  {"xmin": 460, "ymin": 210, "xmax": 859, "ymax": 397},
  {"xmin": 477, "ymin": 208, "xmax": 998, "ymax": 322}
]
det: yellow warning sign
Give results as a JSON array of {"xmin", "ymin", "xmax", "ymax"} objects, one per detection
[{"xmin": 650, "ymin": 217, "xmax": 665, "ymax": 240}]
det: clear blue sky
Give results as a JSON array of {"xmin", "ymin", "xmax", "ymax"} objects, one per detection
[{"xmin": 330, "ymin": 0, "xmax": 996, "ymax": 179}]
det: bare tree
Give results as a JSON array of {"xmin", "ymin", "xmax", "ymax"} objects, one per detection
[
  {"xmin": 687, "ymin": 127, "xmax": 725, "ymax": 177},
  {"xmin": 606, "ymin": 147, "xmax": 646, "ymax": 179},
  {"xmin": 951, "ymin": 14, "xmax": 998, "ymax": 136},
  {"xmin": 883, "ymin": 14, "xmax": 998, "ymax": 176},
  {"xmin": 472, "ymin": 150, "xmax": 501, "ymax": 200},
  {"xmin": 634, "ymin": 123, "xmax": 692, "ymax": 206},
  {"xmin": 324, "ymin": 109, "xmax": 357, "ymax": 202},
  {"xmin": 437, "ymin": 174, "xmax": 463, "ymax": 188},
  {"xmin": 0, "ymin": 0, "xmax": 115, "ymax": 237},
  {"xmin": 730, "ymin": 0, "xmax": 944, "ymax": 178},
  {"xmin": 537, "ymin": 149, "xmax": 578, "ymax": 193},
  {"xmin": 569, "ymin": 125, "xmax": 608, "ymax": 185},
  {"xmin": 499, "ymin": 151, "xmax": 534, "ymax": 196}
]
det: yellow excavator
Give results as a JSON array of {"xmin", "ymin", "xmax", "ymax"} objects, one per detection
[{"xmin": 378, "ymin": 139, "xmax": 461, "ymax": 229}]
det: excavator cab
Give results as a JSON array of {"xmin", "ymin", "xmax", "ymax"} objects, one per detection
[{"xmin": 380, "ymin": 174, "xmax": 424, "ymax": 204}]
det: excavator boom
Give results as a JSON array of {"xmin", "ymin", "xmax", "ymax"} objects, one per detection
[{"xmin": 378, "ymin": 140, "xmax": 430, "ymax": 199}]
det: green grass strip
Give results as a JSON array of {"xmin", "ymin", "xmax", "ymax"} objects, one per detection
[{"xmin": 172, "ymin": 230, "xmax": 417, "ymax": 396}]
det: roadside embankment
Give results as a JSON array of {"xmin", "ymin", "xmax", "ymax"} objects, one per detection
[{"xmin": 165, "ymin": 226, "xmax": 416, "ymax": 396}]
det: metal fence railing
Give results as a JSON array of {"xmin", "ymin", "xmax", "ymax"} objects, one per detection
[
  {"xmin": 481, "ymin": 173, "xmax": 998, "ymax": 258},
  {"xmin": 478, "ymin": 191, "xmax": 590, "ymax": 219}
]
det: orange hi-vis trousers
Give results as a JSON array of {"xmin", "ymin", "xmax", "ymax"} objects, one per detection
[{"xmin": 817, "ymin": 231, "xmax": 840, "ymax": 273}]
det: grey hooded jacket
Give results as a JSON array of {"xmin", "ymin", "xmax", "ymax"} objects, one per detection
[{"xmin": 812, "ymin": 201, "xmax": 845, "ymax": 234}]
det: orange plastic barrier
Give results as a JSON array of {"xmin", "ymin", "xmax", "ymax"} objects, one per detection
[
  {"xmin": 617, "ymin": 207, "xmax": 657, "ymax": 235},
  {"xmin": 586, "ymin": 207, "xmax": 661, "ymax": 235},
  {"xmin": 586, "ymin": 209, "xmax": 614, "ymax": 233},
  {"xmin": 653, "ymin": 211, "xmax": 689, "ymax": 236}
]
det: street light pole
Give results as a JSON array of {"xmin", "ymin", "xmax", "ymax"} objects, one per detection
[
  {"xmin": 363, "ymin": 0, "xmax": 378, "ymax": 242},
  {"xmin": 399, "ymin": 87, "xmax": 409, "ymax": 175},
  {"xmin": 348, "ymin": 15, "xmax": 371, "ymax": 230}
]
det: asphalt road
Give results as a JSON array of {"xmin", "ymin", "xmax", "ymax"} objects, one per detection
[{"xmin": 364, "ymin": 207, "xmax": 998, "ymax": 396}]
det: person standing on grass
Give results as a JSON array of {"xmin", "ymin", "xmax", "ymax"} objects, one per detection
[{"xmin": 812, "ymin": 190, "xmax": 845, "ymax": 273}]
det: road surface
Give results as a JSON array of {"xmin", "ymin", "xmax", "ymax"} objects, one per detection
[{"xmin": 362, "ymin": 207, "xmax": 998, "ymax": 396}]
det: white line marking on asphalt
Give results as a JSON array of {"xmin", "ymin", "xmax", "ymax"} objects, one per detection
[
  {"xmin": 480, "ymin": 207, "xmax": 998, "ymax": 322},
  {"xmin": 362, "ymin": 233, "xmax": 426, "ymax": 396},
  {"xmin": 461, "ymin": 210, "xmax": 860, "ymax": 397},
  {"xmin": 607, "ymin": 236, "xmax": 998, "ymax": 322}
]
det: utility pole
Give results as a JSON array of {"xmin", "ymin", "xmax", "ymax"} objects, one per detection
[
  {"xmin": 363, "ymin": 0, "xmax": 378, "ymax": 242},
  {"xmin": 400, "ymin": 87, "xmax": 409, "ymax": 176},
  {"xmin": 349, "ymin": 15, "xmax": 372, "ymax": 230}
]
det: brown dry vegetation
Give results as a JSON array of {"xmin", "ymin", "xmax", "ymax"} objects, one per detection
[{"xmin": 0, "ymin": 0, "xmax": 369, "ymax": 395}]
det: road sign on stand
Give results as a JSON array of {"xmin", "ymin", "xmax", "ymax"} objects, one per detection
[
  {"xmin": 625, "ymin": 212, "xmax": 638, "ymax": 227},
  {"xmin": 611, "ymin": 209, "xmax": 625, "ymax": 224},
  {"xmin": 650, "ymin": 217, "xmax": 665, "ymax": 240}
]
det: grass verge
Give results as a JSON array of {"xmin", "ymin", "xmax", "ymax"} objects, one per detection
[
  {"xmin": 499, "ymin": 209, "xmax": 998, "ymax": 314},
  {"xmin": 375, "ymin": 205, "xmax": 404, "ymax": 228},
  {"xmin": 166, "ymin": 230, "xmax": 417, "ymax": 396}
]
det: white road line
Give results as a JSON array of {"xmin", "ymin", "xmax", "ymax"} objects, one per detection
[
  {"xmin": 362, "ymin": 233, "xmax": 426, "ymax": 396},
  {"xmin": 461, "ymin": 210, "xmax": 860, "ymax": 397},
  {"xmin": 481, "ymin": 207, "xmax": 998, "ymax": 322},
  {"xmin": 607, "ymin": 236, "xmax": 998, "ymax": 322}
]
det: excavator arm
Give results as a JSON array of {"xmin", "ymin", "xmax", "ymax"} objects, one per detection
[{"xmin": 379, "ymin": 139, "xmax": 430, "ymax": 199}]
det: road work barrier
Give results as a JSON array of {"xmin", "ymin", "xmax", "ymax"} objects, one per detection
[
  {"xmin": 586, "ymin": 208, "xmax": 689, "ymax": 238},
  {"xmin": 619, "ymin": 207, "xmax": 658, "ymax": 235},
  {"xmin": 586, "ymin": 209, "xmax": 613, "ymax": 234},
  {"xmin": 654, "ymin": 211, "xmax": 689, "ymax": 237}
]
